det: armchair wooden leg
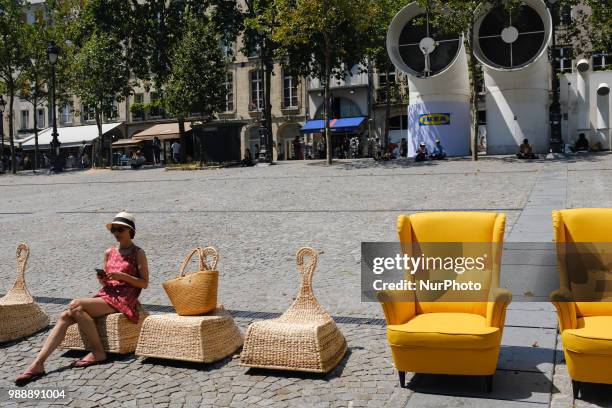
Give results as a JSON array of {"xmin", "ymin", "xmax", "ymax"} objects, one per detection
[
  {"xmin": 484, "ymin": 375, "xmax": 493, "ymax": 393},
  {"xmin": 572, "ymin": 380, "xmax": 581, "ymax": 400},
  {"xmin": 398, "ymin": 371, "xmax": 406, "ymax": 388}
]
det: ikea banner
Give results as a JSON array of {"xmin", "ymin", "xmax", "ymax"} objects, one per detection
[{"xmin": 407, "ymin": 101, "xmax": 470, "ymax": 157}]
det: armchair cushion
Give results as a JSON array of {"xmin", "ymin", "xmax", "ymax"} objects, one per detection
[
  {"xmin": 387, "ymin": 313, "xmax": 501, "ymax": 350},
  {"xmin": 562, "ymin": 316, "xmax": 612, "ymax": 355},
  {"xmin": 550, "ymin": 289, "xmax": 577, "ymax": 331}
]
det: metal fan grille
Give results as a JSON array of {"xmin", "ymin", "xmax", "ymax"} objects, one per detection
[
  {"xmin": 478, "ymin": 3, "xmax": 545, "ymax": 68},
  {"xmin": 397, "ymin": 12, "xmax": 461, "ymax": 77}
]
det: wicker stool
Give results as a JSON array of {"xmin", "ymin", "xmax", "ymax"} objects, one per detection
[
  {"xmin": 240, "ymin": 247, "xmax": 347, "ymax": 373},
  {"xmin": 60, "ymin": 306, "xmax": 148, "ymax": 354},
  {"xmin": 135, "ymin": 305, "xmax": 243, "ymax": 363},
  {"xmin": 0, "ymin": 244, "xmax": 50, "ymax": 343}
]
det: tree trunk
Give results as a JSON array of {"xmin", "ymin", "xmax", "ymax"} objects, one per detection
[
  {"xmin": 178, "ymin": 115, "xmax": 186, "ymax": 164},
  {"xmin": 384, "ymin": 67, "xmax": 391, "ymax": 151},
  {"xmin": 324, "ymin": 45, "xmax": 332, "ymax": 165},
  {"xmin": 8, "ymin": 89, "xmax": 15, "ymax": 174},
  {"xmin": 466, "ymin": 29, "xmax": 479, "ymax": 161},
  {"xmin": 33, "ymin": 99, "xmax": 38, "ymax": 172},
  {"xmin": 96, "ymin": 108, "xmax": 104, "ymax": 167},
  {"xmin": 265, "ymin": 59, "xmax": 273, "ymax": 162}
]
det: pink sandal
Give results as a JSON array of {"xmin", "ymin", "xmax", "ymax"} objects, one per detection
[{"xmin": 15, "ymin": 370, "xmax": 46, "ymax": 386}]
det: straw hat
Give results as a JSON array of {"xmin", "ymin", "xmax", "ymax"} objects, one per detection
[{"xmin": 106, "ymin": 211, "xmax": 136, "ymax": 233}]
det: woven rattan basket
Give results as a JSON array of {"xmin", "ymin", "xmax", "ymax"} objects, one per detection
[
  {"xmin": 240, "ymin": 247, "xmax": 347, "ymax": 373},
  {"xmin": 163, "ymin": 247, "xmax": 219, "ymax": 316},
  {"xmin": 60, "ymin": 306, "xmax": 149, "ymax": 354},
  {"xmin": 135, "ymin": 304, "xmax": 243, "ymax": 363},
  {"xmin": 0, "ymin": 244, "xmax": 50, "ymax": 343}
]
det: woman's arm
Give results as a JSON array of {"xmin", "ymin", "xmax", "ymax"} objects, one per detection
[{"xmin": 108, "ymin": 249, "xmax": 149, "ymax": 289}]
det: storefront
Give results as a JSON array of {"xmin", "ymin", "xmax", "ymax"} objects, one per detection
[{"xmin": 299, "ymin": 117, "xmax": 367, "ymax": 159}]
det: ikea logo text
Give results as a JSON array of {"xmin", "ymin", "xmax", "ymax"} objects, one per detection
[{"xmin": 419, "ymin": 113, "xmax": 451, "ymax": 126}]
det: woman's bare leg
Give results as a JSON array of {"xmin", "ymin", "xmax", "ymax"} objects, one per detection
[
  {"xmin": 21, "ymin": 298, "xmax": 116, "ymax": 374},
  {"xmin": 24, "ymin": 309, "xmax": 76, "ymax": 373},
  {"xmin": 68, "ymin": 298, "xmax": 117, "ymax": 363}
]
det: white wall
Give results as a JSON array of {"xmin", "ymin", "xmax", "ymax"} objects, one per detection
[{"xmin": 561, "ymin": 71, "xmax": 612, "ymax": 149}]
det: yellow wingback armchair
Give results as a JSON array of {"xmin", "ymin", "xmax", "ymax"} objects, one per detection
[
  {"xmin": 379, "ymin": 212, "xmax": 511, "ymax": 391},
  {"xmin": 550, "ymin": 208, "xmax": 612, "ymax": 399}
]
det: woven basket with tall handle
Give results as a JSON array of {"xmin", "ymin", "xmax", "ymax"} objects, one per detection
[
  {"xmin": 0, "ymin": 244, "xmax": 50, "ymax": 343},
  {"xmin": 162, "ymin": 247, "xmax": 219, "ymax": 316},
  {"xmin": 240, "ymin": 247, "xmax": 347, "ymax": 373}
]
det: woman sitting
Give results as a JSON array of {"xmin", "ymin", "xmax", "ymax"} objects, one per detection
[{"xmin": 15, "ymin": 212, "xmax": 149, "ymax": 386}]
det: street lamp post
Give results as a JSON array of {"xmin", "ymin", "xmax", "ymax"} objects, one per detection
[
  {"xmin": 0, "ymin": 95, "xmax": 6, "ymax": 173},
  {"xmin": 548, "ymin": 0, "xmax": 563, "ymax": 153},
  {"xmin": 47, "ymin": 41, "xmax": 62, "ymax": 172},
  {"xmin": 257, "ymin": 30, "xmax": 270, "ymax": 165}
]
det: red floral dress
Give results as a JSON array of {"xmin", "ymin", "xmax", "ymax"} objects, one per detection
[{"xmin": 94, "ymin": 245, "xmax": 142, "ymax": 323}]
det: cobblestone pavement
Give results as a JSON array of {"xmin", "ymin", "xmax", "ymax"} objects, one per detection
[{"xmin": 1, "ymin": 154, "xmax": 612, "ymax": 407}]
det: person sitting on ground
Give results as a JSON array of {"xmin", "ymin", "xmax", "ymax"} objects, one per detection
[
  {"xmin": 15, "ymin": 212, "xmax": 149, "ymax": 386},
  {"xmin": 241, "ymin": 148, "xmax": 254, "ymax": 167},
  {"xmin": 517, "ymin": 138, "xmax": 537, "ymax": 159},
  {"xmin": 415, "ymin": 142, "xmax": 428, "ymax": 162},
  {"xmin": 430, "ymin": 139, "xmax": 447, "ymax": 160},
  {"xmin": 130, "ymin": 150, "xmax": 146, "ymax": 169},
  {"xmin": 574, "ymin": 133, "xmax": 589, "ymax": 152}
]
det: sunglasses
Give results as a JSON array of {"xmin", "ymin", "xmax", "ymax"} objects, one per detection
[{"xmin": 110, "ymin": 226, "xmax": 128, "ymax": 234}]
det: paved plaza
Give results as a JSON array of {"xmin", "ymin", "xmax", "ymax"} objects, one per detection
[{"xmin": 2, "ymin": 154, "xmax": 612, "ymax": 407}]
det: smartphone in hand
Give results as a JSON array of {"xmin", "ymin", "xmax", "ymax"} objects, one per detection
[{"xmin": 96, "ymin": 269, "xmax": 107, "ymax": 279}]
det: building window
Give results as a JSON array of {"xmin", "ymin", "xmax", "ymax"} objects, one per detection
[
  {"xmin": 20, "ymin": 110, "xmax": 30, "ymax": 130},
  {"xmin": 149, "ymin": 92, "xmax": 164, "ymax": 117},
  {"xmin": 555, "ymin": 47, "xmax": 573, "ymax": 74},
  {"xmin": 220, "ymin": 40, "xmax": 235, "ymax": 59},
  {"xmin": 388, "ymin": 115, "xmax": 408, "ymax": 131},
  {"xmin": 82, "ymin": 104, "xmax": 96, "ymax": 122},
  {"xmin": 60, "ymin": 102, "xmax": 73, "ymax": 125},
  {"xmin": 132, "ymin": 93, "xmax": 145, "ymax": 121},
  {"xmin": 37, "ymin": 108, "xmax": 45, "ymax": 128},
  {"xmin": 103, "ymin": 100, "xmax": 118, "ymax": 121},
  {"xmin": 224, "ymin": 72, "xmax": 234, "ymax": 112},
  {"xmin": 377, "ymin": 70, "xmax": 397, "ymax": 102},
  {"xmin": 283, "ymin": 74, "xmax": 298, "ymax": 108},
  {"xmin": 593, "ymin": 51, "xmax": 611, "ymax": 71},
  {"xmin": 250, "ymin": 70, "xmax": 263, "ymax": 111}
]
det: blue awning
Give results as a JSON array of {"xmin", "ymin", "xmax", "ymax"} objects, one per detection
[
  {"xmin": 300, "ymin": 120, "xmax": 325, "ymax": 134},
  {"xmin": 300, "ymin": 117, "xmax": 367, "ymax": 134}
]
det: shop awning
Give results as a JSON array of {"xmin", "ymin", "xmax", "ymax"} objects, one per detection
[
  {"xmin": 112, "ymin": 138, "xmax": 144, "ymax": 148},
  {"xmin": 20, "ymin": 123, "xmax": 123, "ymax": 150},
  {"xmin": 300, "ymin": 117, "xmax": 367, "ymax": 134},
  {"xmin": 132, "ymin": 122, "xmax": 192, "ymax": 141}
]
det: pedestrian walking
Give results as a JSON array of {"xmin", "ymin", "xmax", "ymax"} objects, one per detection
[{"xmin": 170, "ymin": 140, "xmax": 181, "ymax": 164}]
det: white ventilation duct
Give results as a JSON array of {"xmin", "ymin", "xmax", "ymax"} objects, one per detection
[
  {"xmin": 473, "ymin": 0, "xmax": 552, "ymax": 154},
  {"xmin": 596, "ymin": 83, "xmax": 610, "ymax": 149},
  {"xmin": 576, "ymin": 58, "xmax": 591, "ymax": 133},
  {"xmin": 387, "ymin": 2, "xmax": 470, "ymax": 157}
]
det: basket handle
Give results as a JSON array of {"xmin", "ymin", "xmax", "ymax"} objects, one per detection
[
  {"xmin": 14, "ymin": 243, "xmax": 30, "ymax": 288},
  {"xmin": 296, "ymin": 247, "xmax": 318, "ymax": 294},
  {"xmin": 178, "ymin": 247, "xmax": 219, "ymax": 277},
  {"xmin": 200, "ymin": 246, "xmax": 219, "ymax": 271},
  {"xmin": 178, "ymin": 248, "xmax": 203, "ymax": 277}
]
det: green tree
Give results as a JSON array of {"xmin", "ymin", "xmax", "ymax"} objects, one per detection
[
  {"xmin": 164, "ymin": 12, "xmax": 226, "ymax": 163},
  {"xmin": 273, "ymin": 0, "xmax": 373, "ymax": 165},
  {"xmin": 410, "ymin": 0, "xmax": 512, "ymax": 160},
  {"xmin": 363, "ymin": 0, "xmax": 406, "ymax": 151},
  {"xmin": 0, "ymin": 0, "xmax": 28, "ymax": 173},
  {"xmin": 70, "ymin": 32, "xmax": 129, "ymax": 167},
  {"xmin": 559, "ymin": 0, "xmax": 612, "ymax": 62},
  {"xmin": 242, "ymin": 0, "xmax": 279, "ymax": 161}
]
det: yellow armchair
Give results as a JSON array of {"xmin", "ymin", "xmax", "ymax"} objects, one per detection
[
  {"xmin": 380, "ymin": 212, "xmax": 511, "ymax": 392},
  {"xmin": 550, "ymin": 209, "xmax": 612, "ymax": 399}
]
